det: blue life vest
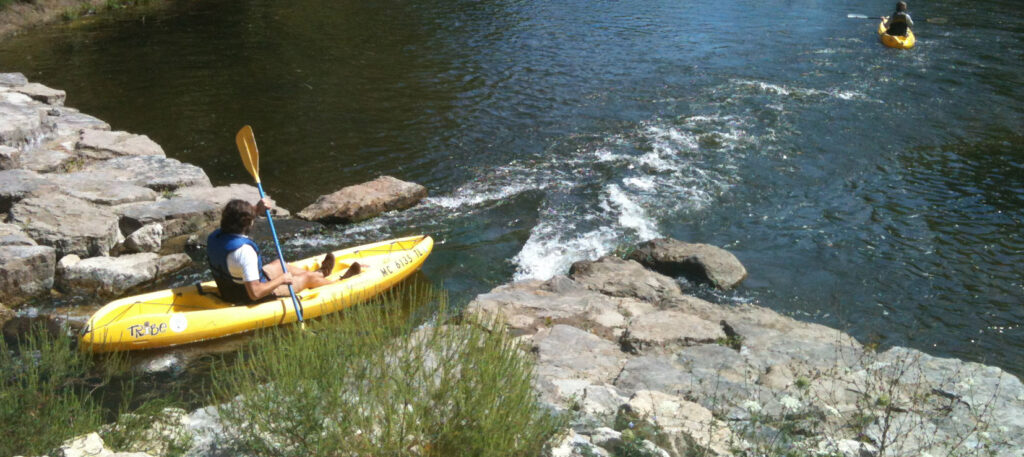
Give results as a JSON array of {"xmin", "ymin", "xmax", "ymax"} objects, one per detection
[{"xmin": 207, "ymin": 229, "xmax": 267, "ymax": 303}]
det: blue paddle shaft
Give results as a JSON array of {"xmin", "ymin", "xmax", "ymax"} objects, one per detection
[{"xmin": 256, "ymin": 183, "xmax": 304, "ymax": 322}]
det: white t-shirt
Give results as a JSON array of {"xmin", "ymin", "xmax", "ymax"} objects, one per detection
[{"xmin": 226, "ymin": 242, "xmax": 262, "ymax": 284}]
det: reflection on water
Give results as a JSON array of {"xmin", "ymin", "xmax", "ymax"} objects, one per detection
[{"xmin": 1, "ymin": 0, "xmax": 1022, "ymax": 375}]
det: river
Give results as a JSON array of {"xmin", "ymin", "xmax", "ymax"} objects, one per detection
[{"xmin": 1, "ymin": 0, "xmax": 1021, "ymax": 376}]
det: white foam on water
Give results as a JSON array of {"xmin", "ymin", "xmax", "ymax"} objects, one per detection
[
  {"xmin": 732, "ymin": 79, "xmax": 866, "ymax": 101},
  {"xmin": 513, "ymin": 224, "xmax": 619, "ymax": 281},
  {"xmin": 602, "ymin": 184, "xmax": 662, "ymax": 241},
  {"xmin": 425, "ymin": 182, "xmax": 536, "ymax": 209},
  {"xmin": 594, "ymin": 147, "xmax": 630, "ymax": 162},
  {"xmin": 623, "ymin": 176, "xmax": 657, "ymax": 191}
]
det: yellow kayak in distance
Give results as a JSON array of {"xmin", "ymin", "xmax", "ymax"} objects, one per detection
[
  {"xmin": 80, "ymin": 235, "xmax": 433, "ymax": 352},
  {"xmin": 878, "ymin": 17, "xmax": 915, "ymax": 49}
]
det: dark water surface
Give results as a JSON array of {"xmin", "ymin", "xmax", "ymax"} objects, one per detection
[{"xmin": 1, "ymin": 0, "xmax": 1022, "ymax": 375}]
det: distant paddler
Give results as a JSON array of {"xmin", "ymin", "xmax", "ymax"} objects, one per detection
[{"xmin": 881, "ymin": 2, "xmax": 914, "ymax": 37}]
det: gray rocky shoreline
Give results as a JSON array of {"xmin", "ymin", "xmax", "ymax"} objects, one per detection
[
  {"xmin": 5, "ymin": 75, "xmax": 1022, "ymax": 457},
  {"xmin": 0, "ymin": 73, "xmax": 425, "ymax": 333}
]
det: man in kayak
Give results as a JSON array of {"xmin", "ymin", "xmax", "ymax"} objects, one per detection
[
  {"xmin": 207, "ymin": 198, "xmax": 356, "ymax": 303},
  {"xmin": 882, "ymin": 2, "xmax": 914, "ymax": 36}
]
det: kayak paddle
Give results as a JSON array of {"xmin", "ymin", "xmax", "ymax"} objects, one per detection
[
  {"xmin": 848, "ymin": 13, "xmax": 945, "ymax": 23},
  {"xmin": 235, "ymin": 125, "xmax": 305, "ymax": 326}
]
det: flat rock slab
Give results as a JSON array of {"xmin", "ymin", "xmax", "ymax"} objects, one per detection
[
  {"xmin": 621, "ymin": 310, "xmax": 725, "ymax": 353},
  {"xmin": 0, "ymin": 223, "xmax": 36, "ymax": 246},
  {"xmin": 57, "ymin": 252, "xmax": 191, "ymax": 297},
  {"xmin": 0, "ymin": 97, "xmax": 42, "ymax": 146},
  {"xmin": 297, "ymin": 175, "xmax": 427, "ymax": 223},
  {"xmin": 0, "ymin": 244, "xmax": 56, "ymax": 306},
  {"xmin": 0, "ymin": 169, "xmax": 57, "ymax": 212},
  {"xmin": 9, "ymin": 194, "xmax": 122, "ymax": 257},
  {"xmin": 12, "ymin": 82, "xmax": 66, "ymax": 106},
  {"xmin": 533, "ymin": 324, "xmax": 625, "ymax": 384},
  {"xmin": 76, "ymin": 155, "xmax": 211, "ymax": 191},
  {"xmin": 570, "ymin": 256, "xmax": 683, "ymax": 304},
  {"xmin": 175, "ymin": 184, "xmax": 290, "ymax": 217},
  {"xmin": 19, "ymin": 139, "xmax": 76, "ymax": 173},
  {"xmin": 0, "ymin": 73, "xmax": 29, "ymax": 87},
  {"xmin": 118, "ymin": 197, "xmax": 220, "ymax": 240},
  {"xmin": 76, "ymin": 129, "xmax": 165, "ymax": 159},
  {"xmin": 628, "ymin": 238, "xmax": 747, "ymax": 289},
  {"xmin": 54, "ymin": 173, "xmax": 159, "ymax": 206},
  {"xmin": 45, "ymin": 106, "xmax": 111, "ymax": 136}
]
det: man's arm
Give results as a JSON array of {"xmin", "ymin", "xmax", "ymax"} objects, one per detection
[{"xmin": 244, "ymin": 273, "xmax": 293, "ymax": 300}]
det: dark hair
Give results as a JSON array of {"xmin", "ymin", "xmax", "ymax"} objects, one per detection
[
  {"xmin": 221, "ymin": 199, "xmax": 255, "ymax": 234},
  {"xmin": 896, "ymin": 2, "xmax": 907, "ymax": 12}
]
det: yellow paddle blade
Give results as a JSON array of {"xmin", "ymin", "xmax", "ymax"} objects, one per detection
[{"xmin": 235, "ymin": 125, "xmax": 260, "ymax": 183}]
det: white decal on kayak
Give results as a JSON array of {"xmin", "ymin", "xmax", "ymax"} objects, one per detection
[{"xmin": 170, "ymin": 315, "xmax": 188, "ymax": 333}]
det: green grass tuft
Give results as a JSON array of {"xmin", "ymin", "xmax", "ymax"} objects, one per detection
[{"xmin": 211, "ymin": 286, "xmax": 566, "ymax": 456}]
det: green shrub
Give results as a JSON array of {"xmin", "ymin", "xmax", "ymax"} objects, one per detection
[
  {"xmin": 0, "ymin": 324, "xmax": 110, "ymax": 456},
  {"xmin": 211, "ymin": 287, "xmax": 565, "ymax": 456}
]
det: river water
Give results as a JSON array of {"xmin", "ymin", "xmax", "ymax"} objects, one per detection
[{"xmin": 1, "ymin": 0, "xmax": 1021, "ymax": 375}]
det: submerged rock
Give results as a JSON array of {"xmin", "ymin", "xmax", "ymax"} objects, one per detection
[{"xmin": 296, "ymin": 175, "xmax": 427, "ymax": 223}]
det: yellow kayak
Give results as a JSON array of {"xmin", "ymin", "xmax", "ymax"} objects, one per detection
[
  {"xmin": 80, "ymin": 235, "xmax": 433, "ymax": 352},
  {"xmin": 878, "ymin": 17, "xmax": 915, "ymax": 49}
]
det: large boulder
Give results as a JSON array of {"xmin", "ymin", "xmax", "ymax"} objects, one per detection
[
  {"xmin": 569, "ymin": 256, "xmax": 683, "ymax": 304},
  {"xmin": 124, "ymin": 223, "xmax": 164, "ymax": 253},
  {"xmin": 619, "ymin": 310, "xmax": 725, "ymax": 353},
  {"xmin": 9, "ymin": 194, "xmax": 122, "ymax": 257},
  {"xmin": 75, "ymin": 155, "xmax": 211, "ymax": 191},
  {"xmin": 117, "ymin": 197, "xmax": 220, "ymax": 240},
  {"xmin": 0, "ymin": 244, "xmax": 56, "ymax": 306},
  {"xmin": 76, "ymin": 129, "xmax": 165, "ymax": 159},
  {"xmin": 0, "ymin": 169, "xmax": 56, "ymax": 212},
  {"xmin": 56, "ymin": 252, "xmax": 191, "ymax": 297},
  {"xmin": 0, "ymin": 93, "xmax": 43, "ymax": 147},
  {"xmin": 296, "ymin": 175, "xmax": 427, "ymax": 223},
  {"xmin": 624, "ymin": 390, "xmax": 735, "ymax": 456},
  {"xmin": 628, "ymin": 238, "xmax": 747, "ymax": 290},
  {"xmin": 533, "ymin": 324, "xmax": 626, "ymax": 385}
]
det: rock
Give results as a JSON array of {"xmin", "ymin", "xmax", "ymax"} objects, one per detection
[
  {"xmin": 20, "ymin": 140, "xmax": 76, "ymax": 172},
  {"xmin": 620, "ymin": 310, "xmax": 725, "ymax": 353},
  {"xmin": 817, "ymin": 439, "xmax": 878, "ymax": 457},
  {"xmin": 0, "ymin": 169, "xmax": 56, "ymax": 213},
  {"xmin": 117, "ymin": 197, "xmax": 219, "ymax": 240},
  {"xmin": 55, "ymin": 431, "xmax": 155, "ymax": 457},
  {"xmin": 0, "ymin": 96, "xmax": 42, "ymax": 146},
  {"xmin": 625, "ymin": 390, "xmax": 735, "ymax": 456},
  {"xmin": 580, "ymin": 384, "xmax": 629, "ymax": 416},
  {"xmin": 76, "ymin": 155, "xmax": 211, "ymax": 191},
  {"xmin": 0, "ymin": 222, "xmax": 36, "ymax": 246},
  {"xmin": 549, "ymin": 429, "xmax": 603, "ymax": 457},
  {"xmin": 45, "ymin": 106, "xmax": 111, "ymax": 136},
  {"xmin": 10, "ymin": 194, "xmax": 122, "ymax": 258},
  {"xmin": 465, "ymin": 277, "xmax": 629, "ymax": 338},
  {"xmin": 569, "ymin": 256, "xmax": 683, "ymax": 304},
  {"xmin": 533, "ymin": 324, "xmax": 626, "ymax": 385},
  {"xmin": 628, "ymin": 238, "xmax": 747, "ymax": 290},
  {"xmin": 296, "ymin": 175, "xmax": 427, "ymax": 223},
  {"xmin": 175, "ymin": 183, "xmax": 290, "ymax": 217},
  {"xmin": 0, "ymin": 303, "xmax": 13, "ymax": 330},
  {"xmin": 54, "ymin": 173, "xmax": 159, "ymax": 206},
  {"xmin": 0, "ymin": 72, "xmax": 29, "ymax": 87},
  {"xmin": 0, "ymin": 144, "xmax": 20, "ymax": 169},
  {"xmin": 12, "ymin": 82, "xmax": 66, "ymax": 106},
  {"xmin": 124, "ymin": 223, "xmax": 164, "ymax": 253},
  {"xmin": 57, "ymin": 253, "xmax": 191, "ymax": 297},
  {"xmin": 0, "ymin": 245, "xmax": 56, "ymax": 306},
  {"xmin": 589, "ymin": 427, "xmax": 623, "ymax": 450},
  {"xmin": 76, "ymin": 129, "xmax": 165, "ymax": 159}
]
